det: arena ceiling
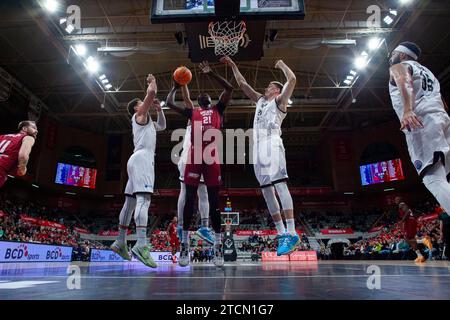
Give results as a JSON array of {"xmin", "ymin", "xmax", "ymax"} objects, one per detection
[{"xmin": 0, "ymin": 0, "xmax": 449, "ymax": 144}]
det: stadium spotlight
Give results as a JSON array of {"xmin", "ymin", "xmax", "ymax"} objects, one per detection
[
  {"xmin": 288, "ymin": 99, "xmax": 293, "ymax": 105},
  {"xmin": 343, "ymin": 79, "xmax": 352, "ymax": 85},
  {"xmin": 354, "ymin": 56, "xmax": 368, "ymax": 69},
  {"xmin": 383, "ymin": 16, "xmax": 394, "ymax": 25},
  {"xmin": 160, "ymin": 101, "xmax": 166, "ymax": 107},
  {"xmin": 368, "ymin": 37, "xmax": 381, "ymax": 51},
  {"xmin": 399, "ymin": 0, "xmax": 412, "ymax": 3},
  {"xmin": 43, "ymin": 0, "xmax": 58, "ymax": 13},
  {"xmin": 99, "ymin": 74, "xmax": 106, "ymax": 80},
  {"xmin": 389, "ymin": 9, "xmax": 398, "ymax": 16},
  {"xmin": 101, "ymin": 79, "xmax": 109, "ymax": 84},
  {"xmin": 349, "ymin": 70, "xmax": 357, "ymax": 76},
  {"xmin": 74, "ymin": 44, "xmax": 87, "ymax": 56},
  {"xmin": 104, "ymin": 84, "xmax": 113, "ymax": 90},
  {"xmin": 86, "ymin": 56, "xmax": 100, "ymax": 73},
  {"xmin": 346, "ymin": 75, "xmax": 354, "ymax": 80},
  {"xmin": 59, "ymin": 18, "xmax": 66, "ymax": 24}
]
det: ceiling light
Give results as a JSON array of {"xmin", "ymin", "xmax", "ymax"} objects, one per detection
[
  {"xmin": 368, "ymin": 37, "xmax": 381, "ymax": 51},
  {"xmin": 59, "ymin": 18, "xmax": 66, "ymax": 24},
  {"xmin": 43, "ymin": 0, "xmax": 58, "ymax": 13},
  {"xmin": 104, "ymin": 84, "xmax": 112, "ymax": 90},
  {"xmin": 346, "ymin": 75, "xmax": 354, "ymax": 80},
  {"xmin": 354, "ymin": 56, "xmax": 368, "ymax": 69},
  {"xmin": 74, "ymin": 44, "xmax": 87, "ymax": 56},
  {"xmin": 343, "ymin": 79, "xmax": 352, "ymax": 85},
  {"xmin": 288, "ymin": 99, "xmax": 293, "ymax": 105},
  {"xmin": 101, "ymin": 79, "xmax": 109, "ymax": 84},
  {"xmin": 99, "ymin": 74, "xmax": 106, "ymax": 80},
  {"xmin": 349, "ymin": 70, "xmax": 357, "ymax": 76},
  {"xmin": 160, "ymin": 101, "xmax": 166, "ymax": 107},
  {"xmin": 85, "ymin": 56, "xmax": 100, "ymax": 73},
  {"xmin": 389, "ymin": 9, "xmax": 398, "ymax": 16}
]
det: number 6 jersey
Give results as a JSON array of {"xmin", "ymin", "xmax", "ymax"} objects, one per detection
[{"xmin": 389, "ymin": 60, "xmax": 445, "ymax": 118}]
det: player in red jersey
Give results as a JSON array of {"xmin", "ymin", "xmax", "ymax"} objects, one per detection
[
  {"xmin": 167, "ymin": 216, "xmax": 180, "ymax": 259},
  {"xmin": 394, "ymin": 196, "xmax": 425, "ymax": 263},
  {"xmin": 0, "ymin": 121, "xmax": 38, "ymax": 188},
  {"xmin": 166, "ymin": 61, "xmax": 233, "ymax": 268}
]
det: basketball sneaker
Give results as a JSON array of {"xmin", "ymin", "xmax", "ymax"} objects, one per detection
[
  {"xmin": 131, "ymin": 244, "xmax": 157, "ymax": 268},
  {"xmin": 110, "ymin": 240, "xmax": 131, "ymax": 261},
  {"xmin": 196, "ymin": 227, "xmax": 215, "ymax": 245},
  {"xmin": 213, "ymin": 246, "xmax": 224, "ymax": 267},
  {"xmin": 277, "ymin": 233, "xmax": 300, "ymax": 256},
  {"xmin": 179, "ymin": 243, "xmax": 190, "ymax": 267}
]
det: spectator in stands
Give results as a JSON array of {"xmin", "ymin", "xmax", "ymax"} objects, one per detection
[{"xmin": 439, "ymin": 210, "xmax": 450, "ymax": 260}]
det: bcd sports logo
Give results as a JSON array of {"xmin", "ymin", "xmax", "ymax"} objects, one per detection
[
  {"xmin": 46, "ymin": 247, "xmax": 70, "ymax": 261},
  {"xmin": 4, "ymin": 244, "xmax": 39, "ymax": 261}
]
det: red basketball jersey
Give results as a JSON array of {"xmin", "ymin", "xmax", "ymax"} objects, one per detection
[
  {"xmin": 190, "ymin": 105, "xmax": 222, "ymax": 146},
  {"xmin": 0, "ymin": 132, "xmax": 28, "ymax": 173}
]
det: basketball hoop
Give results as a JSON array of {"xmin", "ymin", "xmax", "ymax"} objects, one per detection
[{"xmin": 208, "ymin": 20, "xmax": 246, "ymax": 57}]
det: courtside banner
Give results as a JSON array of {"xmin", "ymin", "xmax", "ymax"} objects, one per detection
[
  {"xmin": 90, "ymin": 249, "xmax": 124, "ymax": 262},
  {"xmin": 89, "ymin": 249, "xmax": 179, "ymax": 263},
  {"xmin": 320, "ymin": 228, "xmax": 354, "ymax": 235},
  {"xmin": 0, "ymin": 241, "xmax": 72, "ymax": 262}
]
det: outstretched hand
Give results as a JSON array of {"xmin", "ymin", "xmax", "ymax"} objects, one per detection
[
  {"xmin": 400, "ymin": 110, "xmax": 424, "ymax": 131},
  {"xmin": 146, "ymin": 74, "xmax": 156, "ymax": 84},
  {"xmin": 220, "ymin": 56, "xmax": 235, "ymax": 66},
  {"xmin": 151, "ymin": 99, "xmax": 162, "ymax": 112},
  {"xmin": 199, "ymin": 61, "xmax": 212, "ymax": 74}
]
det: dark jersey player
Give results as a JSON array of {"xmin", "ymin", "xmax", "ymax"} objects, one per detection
[
  {"xmin": 394, "ymin": 196, "xmax": 425, "ymax": 263},
  {"xmin": 166, "ymin": 61, "xmax": 233, "ymax": 268},
  {"xmin": 0, "ymin": 121, "xmax": 38, "ymax": 188}
]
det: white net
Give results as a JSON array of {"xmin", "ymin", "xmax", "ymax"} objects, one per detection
[{"xmin": 208, "ymin": 20, "xmax": 246, "ymax": 56}]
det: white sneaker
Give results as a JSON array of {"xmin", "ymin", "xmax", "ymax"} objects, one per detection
[
  {"xmin": 213, "ymin": 246, "xmax": 224, "ymax": 267},
  {"xmin": 179, "ymin": 243, "xmax": 190, "ymax": 267}
]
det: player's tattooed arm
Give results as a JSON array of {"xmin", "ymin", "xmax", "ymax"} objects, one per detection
[
  {"xmin": 275, "ymin": 60, "xmax": 296, "ymax": 112},
  {"xmin": 220, "ymin": 56, "xmax": 262, "ymax": 103},
  {"xmin": 389, "ymin": 64, "xmax": 423, "ymax": 131},
  {"xmin": 17, "ymin": 136, "xmax": 35, "ymax": 176},
  {"xmin": 166, "ymin": 82, "xmax": 192, "ymax": 119},
  {"xmin": 199, "ymin": 61, "xmax": 233, "ymax": 108}
]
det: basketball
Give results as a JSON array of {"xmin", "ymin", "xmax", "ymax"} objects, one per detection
[{"xmin": 173, "ymin": 66, "xmax": 192, "ymax": 86}]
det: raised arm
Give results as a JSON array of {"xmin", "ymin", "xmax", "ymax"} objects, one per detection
[
  {"xmin": 220, "ymin": 56, "xmax": 262, "ymax": 103},
  {"xmin": 199, "ymin": 61, "xmax": 233, "ymax": 108},
  {"xmin": 274, "ymin": 60, "xmax": 296, "ymax": 112},
  {"xmin": 135, "ymin": 74, "xmax": 157, "ymax": 124},
  {"xmin": 390, "ymin": 63, "xmax": 423, "ymax": 131},
  {"xmin": 181, "ymin": 85, "xmax": 194, "ymax": 109},
  {"xmin": 17, "ymin": 136, "xmax": 35, "ymax": 176},
  {"xmin": 166, "ymin": 82, "xmax": 192, "ymax": 119},
  {"xmin": 151, "ymin": 99, "xmax": 166, "ymax": 131}
]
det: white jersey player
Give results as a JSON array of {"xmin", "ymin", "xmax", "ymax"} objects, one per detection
[
  {"xmin": 221, "ymin": 56, "xmax": 300, "ymax": 256},
  {"xmin": 111, "ymin": 74, "xmax": 166, "ymax": 268},
  {"xmin": 389, "ymin": 41, "xmax": 450, "ymax": 217}
]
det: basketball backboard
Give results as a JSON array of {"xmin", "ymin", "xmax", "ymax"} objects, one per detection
[{"xmin": 151, "ymin": 0, "xmax": 305, "ymax": 23}]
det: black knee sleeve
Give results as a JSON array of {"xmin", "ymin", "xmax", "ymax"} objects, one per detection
[{"xmin": 207, "ymin": 186, "xmax": 221, "ymax": 233}]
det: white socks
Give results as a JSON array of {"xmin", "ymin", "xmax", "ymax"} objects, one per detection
[
  {"xmin": 136, "ymin": 227, "xmax": 147, "ymax": 247},
  {"xmin": 286, "ymin": 218, "xmax": 296, "ymax": 235}
]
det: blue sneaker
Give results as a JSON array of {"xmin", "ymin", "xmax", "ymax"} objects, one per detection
[
  {"xmin": 277, "ymin": 233, "xmax": 300, "ymax": 256},
  {"xmin": 196, "ymin": 227, "xmax": 215, "ymax": 245},
  {"xmin": 177, "ymin": 226, "xmax": 183, "ymax": 242}
]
